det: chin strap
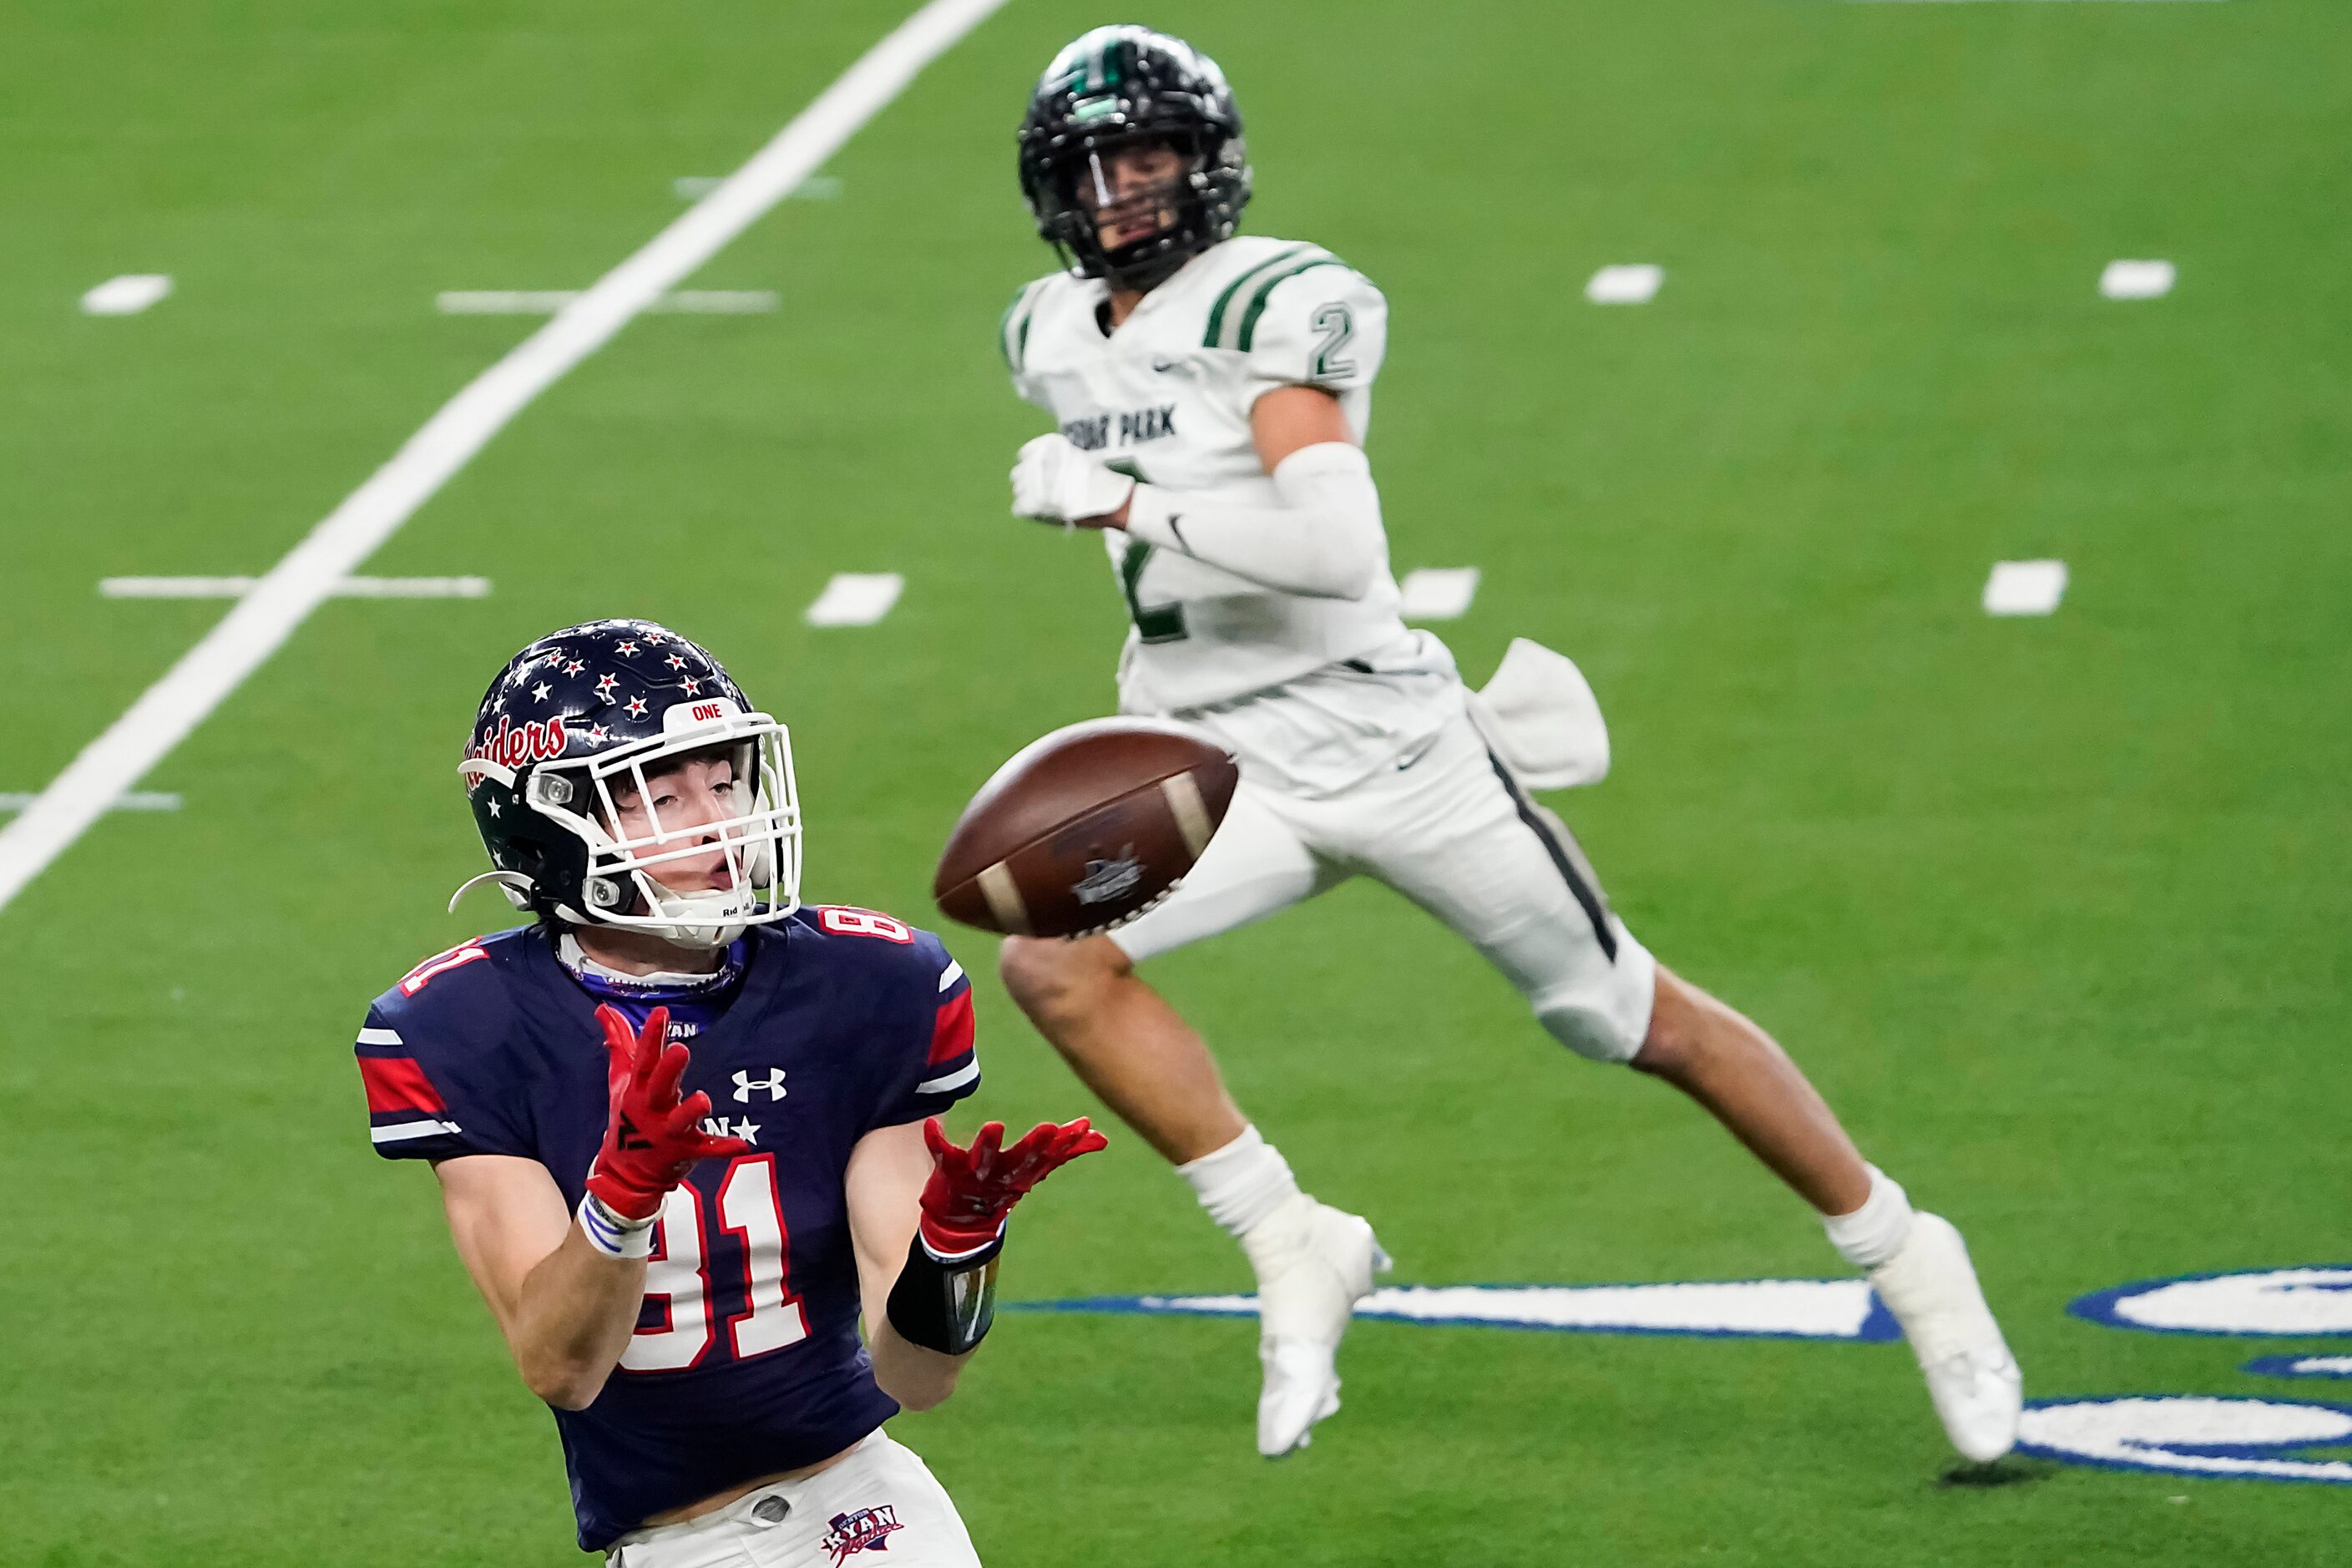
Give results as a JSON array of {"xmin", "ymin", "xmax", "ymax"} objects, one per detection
[
  {"xmin": 638, "ymin": 880, "xmax": 750, "ymax": 950},
  {"xmin": 448, "ymin": 869, "xmax": 534, "ymax": 914}
]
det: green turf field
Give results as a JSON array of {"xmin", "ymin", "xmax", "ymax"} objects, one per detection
[{"xmin": 7, "ymin": 0, "xmax": 2350, "ymax": 1562}]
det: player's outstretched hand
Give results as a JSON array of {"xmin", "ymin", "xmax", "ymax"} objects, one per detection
[
  {"xmin": 1010, "ymin": 433, "xmax": 1134, "ymax": 529},
  {"xmin": 918, "ymin": 1115, "xmax": 1109, "ymax": 1257},
  {"xmin": 584, "ymin": 1004, "xmax": 751, "ymax": 1222}
]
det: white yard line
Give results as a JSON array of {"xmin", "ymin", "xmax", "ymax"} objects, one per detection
[
  {"xmin": 0, "ymin": 0, "xmax": 1008, "ymax": 916},
  {"xmin": 101, "ymin": 575, "xmax": 491, "ymax": 599}
]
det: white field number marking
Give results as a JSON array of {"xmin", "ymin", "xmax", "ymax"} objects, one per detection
[
  {"xmin": 2102, "ymin": 260, "xmax": 2176, "ymax": 300},
  {"xmin": 1586, "ymin": 265, "xmax": 1663, "ymax": 305},
  {"xmin": 1399, "ymin": 567, "xmax": 1480, "ymax": 621},
  {"xmin": 101, "ymin": 576, "xmax": 490, "ymax": 599},
  {"xmin": 804, "ymin": 572, "xmax": 904, "ymax": 626},
  {"xmin": 438, "ymin": 291, "xmax": 780, "ymax": 316},
  {"xmin": 1983, "ymin": 559, "xmax": 2067, "ymax": 616},
  {"xmin": 82, "ymin": 275, "xmax": 173, "ymax": 315},
  {"xmin": 0, "ymin": 0, "xmax": 1011, "ymax": 917}
]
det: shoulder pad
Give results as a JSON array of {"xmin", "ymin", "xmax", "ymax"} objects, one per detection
[
  {"xmin": 1000, "ymin": 274, "xmax": 1066, "ymax": 377},
  {"xmin": 792, "ymin": 906, "xmax": 963, "ymax": 980},
  {"xmin": 1202, "ymin": 242, "xmax": 1358, "ymax": 352},
  {"xmin": 370, "ymin": 927, "xmax": 530, "ymax": 1023}
]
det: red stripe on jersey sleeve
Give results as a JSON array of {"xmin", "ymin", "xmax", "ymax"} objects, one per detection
[
  {"xmin": 928, "ymin": 989, "xmax": 976, "ymax": 1066},
  {"xmin": 360, "ymin": 1055, "xmax": 448, "ymax": 1115}
]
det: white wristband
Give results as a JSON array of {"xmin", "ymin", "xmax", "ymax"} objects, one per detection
[
  {"xmin": 1120, "ymin": 483, "xmax": 1181, "ymax": 549},
  {"xmin": 577, "ymin": 1192, "xmax": 657, "ymax": 1260}
]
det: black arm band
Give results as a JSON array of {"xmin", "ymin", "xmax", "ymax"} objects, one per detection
[{"xmin": 885, "ymin": 1231, "xmax": 1003, "ymax": 1356}]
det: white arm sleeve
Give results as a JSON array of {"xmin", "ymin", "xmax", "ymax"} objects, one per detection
[{"xmin": 1120, "ymin": 442, "xmax": 1383, "ymax": 600}]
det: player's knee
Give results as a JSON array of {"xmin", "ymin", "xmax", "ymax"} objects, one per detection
[
  {"xmin": 997, "ymin": 933, "xmax": 1128, "ymax": 1027},
  {"xmin": 1532, "ymin": 986, "xmax": 1642, "ymax": 1065}
]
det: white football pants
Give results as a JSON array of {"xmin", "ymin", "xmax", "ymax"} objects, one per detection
[
  {"xmin": 1114, "ymin": 710, "xmax": 1658, "ymax": 1062},
  {"xmin": 607, "ymin": 1432, "xmax": 981, "ymax": 1568}
]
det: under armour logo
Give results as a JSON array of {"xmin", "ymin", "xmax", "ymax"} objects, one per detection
[{"xmin": 733, "ymin": 1068, "xmax": 788, "ymax": 1103}]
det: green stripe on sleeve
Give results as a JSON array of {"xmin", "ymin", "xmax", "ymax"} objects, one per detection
[
  {"xmin": 1203, "ymin": 245, "xmax": 1313, "ymax": 349},
  {"xmin": 1000, "ymin": 280, "xmax": 1045, "ymax": 373},
  {"xmin": 997, "ymin": 291, "xmax": 1023, "ymax": 371},
  {"xmin": 1234, "ymin": 257, "xmax": 1348, "ymax": 354}
]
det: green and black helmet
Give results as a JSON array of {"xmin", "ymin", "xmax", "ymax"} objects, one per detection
[{"xmin": 1017, "ymin": 25, "xmax": 1252, "ymax": 291}]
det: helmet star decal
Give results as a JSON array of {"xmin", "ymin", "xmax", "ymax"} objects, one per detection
[{"xmin": 625, "ymin": 695, "xmax": 649, "ymax": 718}]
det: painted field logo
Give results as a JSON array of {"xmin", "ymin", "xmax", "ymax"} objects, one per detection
[
  {"xmin": 822, "ymin": 1505, "xmax": 902, "ymax": 1563},
  {"xmin": 2014, "ymin": 1267, "xmax": 2352, "ymax": 1486},
  {"xmin": 2020, "ymin": 1397, "xmax": 2352, "ymax": 1485},
  {"xmin": 1012, "ymin": 1280, "xmax": 1901, "ymax": 1342},
  {"xmin": 2068, "ymin": 1267, "xmax": 2352, "ymax": 1339}
]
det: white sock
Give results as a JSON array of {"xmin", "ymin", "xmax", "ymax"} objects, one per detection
[
  {"xmin": 1823, "ymin": 1165, "xmax": 1915, "ymax": 1271},
  {"xmin": 1178, "ymin": 1125, "xmax": 1302, "ymax": 1240}
]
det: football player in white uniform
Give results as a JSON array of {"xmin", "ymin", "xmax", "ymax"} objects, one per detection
[{"xmin": 993, "ymin": 25, "xmax": 2021, "ymax": 1466}]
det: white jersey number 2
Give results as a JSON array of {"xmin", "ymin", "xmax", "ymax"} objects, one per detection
[{"xmin": 620, "ymin": 1155, "xmax": 812, "ymax": 1373}]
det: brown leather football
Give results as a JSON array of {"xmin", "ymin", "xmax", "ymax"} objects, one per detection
[{"xmin": 933, "ymin": 718, "xmax": 1240, "ymax": 938}]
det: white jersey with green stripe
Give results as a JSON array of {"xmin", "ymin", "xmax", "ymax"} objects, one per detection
[{"xmin": 1002, "ymin": 235, "xmax": 1416, "ymax": 717}]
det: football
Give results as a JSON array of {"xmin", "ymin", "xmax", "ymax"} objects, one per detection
[{"xmin": 933, "ymin": 718, "xmax": 1240, "ymax": 938}]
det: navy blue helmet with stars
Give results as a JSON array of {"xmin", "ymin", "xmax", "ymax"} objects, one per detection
[{"xmin": 455, "ymin": 619, "xmax": 800, "ymax": 948}]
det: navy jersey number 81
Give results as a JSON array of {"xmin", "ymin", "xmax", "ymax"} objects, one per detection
[{"xmin": 355, "ymin": 907, "xmax": 979, "ymax": 1550}]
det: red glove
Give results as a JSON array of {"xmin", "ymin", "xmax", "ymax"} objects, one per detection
[
  {"xmin": 918, "ymin": 1116, "xmax": 1109, "ymax": 1256},
  {"xmin": 584, "ymin": 1005, "xmax": 750, "ymax": 1222}
]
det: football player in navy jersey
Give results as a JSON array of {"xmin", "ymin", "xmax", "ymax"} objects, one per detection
[{"xmin": 356, "ymin": 619, "xmax": 1105, "ymax": 1565}]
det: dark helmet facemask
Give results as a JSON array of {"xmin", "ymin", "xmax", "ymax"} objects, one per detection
[{"xmin": 1019, "ymin": 26, "xmax": 1252, "ymax": 292}]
